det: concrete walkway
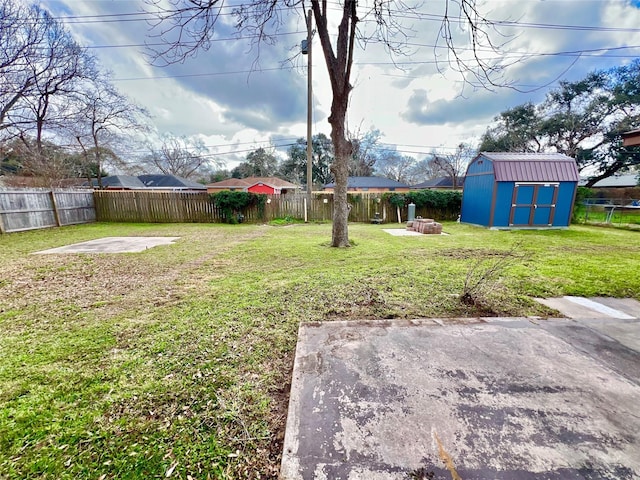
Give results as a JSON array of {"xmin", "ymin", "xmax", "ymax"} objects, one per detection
[
  {"xmin": 535, "ymin": 296, "xmax": 639, "ymax": 320},
  {"xmin": 281, "ymin": 315, "xmax": 640, "ymax": 479}
]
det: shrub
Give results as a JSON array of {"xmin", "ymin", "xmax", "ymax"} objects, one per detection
[{"xmin": 209, "ymin": 191, "xmax": 267, "ymax": 223}]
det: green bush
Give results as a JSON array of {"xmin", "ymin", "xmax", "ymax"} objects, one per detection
[
  {"xmin": 209, "ymin": 191, "xmax": 267, "ymax": 223},
  {"xmin": 383, "ymin": 190, "xmax": 462, "ymax": 210}
]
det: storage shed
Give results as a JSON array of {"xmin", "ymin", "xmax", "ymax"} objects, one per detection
[{"xmin": 461, "ymin": 152, "xmax": 579, "ymax": 228}]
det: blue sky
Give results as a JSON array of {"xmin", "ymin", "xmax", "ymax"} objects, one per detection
[{"xmin": 37, "ymin": 0, "xmax": 640, "ymax": 168}]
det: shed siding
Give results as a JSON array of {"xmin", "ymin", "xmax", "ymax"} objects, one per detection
[
  {"xmin": 460, "ymin": 159, "xmax": 494, "ymax": 225},
  {"xmin": 467, "ymin": 156, "xmax": 494, "ymax": 175},
  {"xmin": 553, "ymin": 182, "xmax": 576, "ymax": 226},
  {"xmin": 491, "ymin": 182, "xmax": 515, "ymax": 227}
]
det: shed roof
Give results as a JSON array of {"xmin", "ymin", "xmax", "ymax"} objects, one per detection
[{"xmin": 479, "ymin": 152, "xmax": 579, "ymax": 182}]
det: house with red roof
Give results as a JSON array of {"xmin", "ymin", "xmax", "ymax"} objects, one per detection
[{"xmin": 206, "ymin": 176, "xmax": 300, "ymax": 195}]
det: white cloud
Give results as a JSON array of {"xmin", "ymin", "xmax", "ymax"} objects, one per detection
[{"xmin": 37, "ymin": 0, "xmax": 640, "ymax": 164}]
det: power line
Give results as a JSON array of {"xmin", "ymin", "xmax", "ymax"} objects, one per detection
[{"xmin": 40, "ymin": 2, "xmax": 640, "ymax": 34}]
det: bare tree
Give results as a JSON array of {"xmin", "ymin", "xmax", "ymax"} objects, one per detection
[
  {"xmin": 375, "ymin": 150, "xmax": 416, "ymax": 183},
  {"xmin": 348, "ymin": 128, "xmax": 381, "ymax": 177},
  {"xmin": 428, "ymin": 143, "xmax": 474, "ymax": 188},
  {"xmin": 0, "ymin": 0, "xmax": 45, "ymax": 132},
  {"xmin": 145, "ymin": 0, "xmax": 503, "ymax": 246},
  {"xmin": 72, "ymin": 77, "xmax": 149, "ymax": 188},
  {"xmin": 22, "ymin": 14, "xmax": 96, "ymax": 156},
  {"xmin": 1, "ymin": 1, "xmax": 93, "ymax": 136},
  {"xmin": 144, "ymin": 134, "xmax": 213, "ymax": 179}
]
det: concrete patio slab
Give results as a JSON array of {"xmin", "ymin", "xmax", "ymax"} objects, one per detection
[
  {"xmin": 281, "ymin": 318, "xmax": 640, "ymax": 479},
  {"xmin": 34, "ymin": 237, "xmax": 180, "ymax": 254}
]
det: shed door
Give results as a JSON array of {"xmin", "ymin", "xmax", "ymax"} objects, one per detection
[{"xmin": 509, "ymin": 183, "xmax": 559, "ymax": 226}]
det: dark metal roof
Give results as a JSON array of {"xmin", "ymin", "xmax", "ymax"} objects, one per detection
[
  {"xmin": 95, "ymin": 175, "xmax": 146, "ymax": 189},
  {"xmin": 413, "ymin": 176, "xmax": 465, "ymax": 189},
  {"xmin": 138, "ymin": 174, "xmax": 206, "ymax": 189},
  {"xmin": 479, "ymin": 152, "xmax": 579, "ymax": 182},
  {"xmin": 324, "ymin": 176, "xmax": 409, "ymax": 189}
]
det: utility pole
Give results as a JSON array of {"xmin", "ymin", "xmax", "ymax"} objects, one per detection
[{"xmin": 305, "ymin": 9, "xmax": 313, "ymax": 206}]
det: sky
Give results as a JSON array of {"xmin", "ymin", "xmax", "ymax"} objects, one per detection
[{"xmin": 36, "ymin": 0, "xmax": 640, "ymax": 171}]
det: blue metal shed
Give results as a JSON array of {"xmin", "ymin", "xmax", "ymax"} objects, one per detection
[{"xmin": 461, "ymin": 152, "xmax": 579, "ymax": 228}]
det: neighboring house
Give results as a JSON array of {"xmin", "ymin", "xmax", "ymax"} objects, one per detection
[
  {"xmin": 138, "ymin": 174, "xmax": 206, "ymax": 191},
  {"xmin": 461, "ymin": 152, "xmax": 579, "ymax": 229},
  {"xmin": 622, "ymin": 129, "xmax": 640, "ymax": 147},
  {"xmin": 323, "ymin": 176, "xmax": 410, "ymax": 193},
  {"xmin": 92, "ymin": 175, "xmax": 146, "ymax": 190},
  {"xmin": 579, "ymin": 174, "xmax": 639, "ymax": 188},
  {"xmin": 413, "ymin": 176, "xmax": 465, "ymax": 190},
  {"xmin": 206, "ymin": 176, "xmax": 300, "ymax": 195}
]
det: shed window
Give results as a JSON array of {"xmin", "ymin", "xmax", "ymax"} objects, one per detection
[{"xmin": 389, "ymin": 187, "xmax": 396, "ymax": 191}]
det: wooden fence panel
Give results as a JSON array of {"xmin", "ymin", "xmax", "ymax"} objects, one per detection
[
  {"xmin": 94, "ymin": 190, "xmax": 221, "ymax": 223},
  {"xmin": 92, "ymin": 190, "xmax": 460, "ymax": 224},
  {"xmin": 0, "ymin": 189, "xmax": 95, "ymax": 233},
  {"xmin": 54, "ymin": 190, "xmax": 96, "ymax": 225}
]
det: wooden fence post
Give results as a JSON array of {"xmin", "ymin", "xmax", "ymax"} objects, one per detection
[{"xmin": 50, "ymin": 190, "xmax": 61, "ymax": 227}]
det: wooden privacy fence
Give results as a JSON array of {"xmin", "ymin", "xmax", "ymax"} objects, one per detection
[
  {"xmin": 94, "ymin": 190, "xmax": 222, "ymax": 223},
  {"xmin": 0, "ymin": 189, "xmax": 96, "ymax": 234},
  {"xmin": 94, "ymin": 190, "xmax": 461, "ymax": 224}
]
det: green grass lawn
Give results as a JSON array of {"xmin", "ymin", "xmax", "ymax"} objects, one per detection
[{"xmin": 1, "ymin": 222, "xmax": 639, "ymax": 479}]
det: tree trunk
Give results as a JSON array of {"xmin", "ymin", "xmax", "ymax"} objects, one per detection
[
  {"xmin": 329, "ymin": 98, "xmax": 352, "ymax": 247},
  {"xmin": 309, "ymin": 0, "xmax": 357, "ymax": 247}
]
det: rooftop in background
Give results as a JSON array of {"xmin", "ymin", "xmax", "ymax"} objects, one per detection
[
  {"xmin": 413, "ymin": 176, "xmax": 465, "ymax": 189},
  {"xmin": 206, "ymin": 176, "xmax": 300, "ymax": 190},
  {"xmin": 138, "ymin": 174, "xmax": 206, "ymax": 190},
  {"xmin": 324, "ymin": 176, "xmax": 410, "ymax": 189},
  {"xmin": 622, "ymin": 128, "xmax": 640, "ymax": 147},
  {"xmin": 477, "ymin": 152, "xmax": 580, "ymax": 183},
  {"xmin": 579, "ymin": 174, "xmax": 639, "ymax": 188},
  {"xmin": 95, "ymin": 175, "xmax": 146, "ymax": 189}
]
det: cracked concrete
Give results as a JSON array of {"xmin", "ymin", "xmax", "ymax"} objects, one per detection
[{"xmin": 281, "ymin": 317, "xmax": 640, "ymax": 479}]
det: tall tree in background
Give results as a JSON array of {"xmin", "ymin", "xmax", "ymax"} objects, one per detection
[
  {"xmin": 232, "ymin": 147, "xmax": 278, "ymax": 178},
  {"xmin": 144, "ymin": 134, "xmax": 211, "ymax": 179},
  {"xmin": 0, "ymin": 0, "xmax": 44, "ymax": 132},
  {"xmin": 145, "ymin": 0, "xmax": 503, "ymax": 247},
  {"xmin": 280, "ymin": 133, "xmax": 333, "ymax": 188},
  {"xmin": 1, "ymin": 1, "xmax": 94, "ymax": 135},
  {"xmin": 1, "ymin": 0, "xmax": 147, "ymax": 186},
  {"xmin": 374, "ymin": 149, "xmax": 416, "ymax": 183},
  {"xmin": 73, "ymin": 77, "xmax": 148, "ymax": 188},
  {"xmin": 480, "ymin": 62, "xmax": 640, "ymax": 186},
  {"xmin": 427, "ymin": 143, "xmax": 474, "ymax": 188},
  {"xmin": 348, "ymin": 128, "xmax": 381, "ymax": 177},
  {"xmin": 479, "ymin": 103, "xmax": 542, "ymax": 153}
]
